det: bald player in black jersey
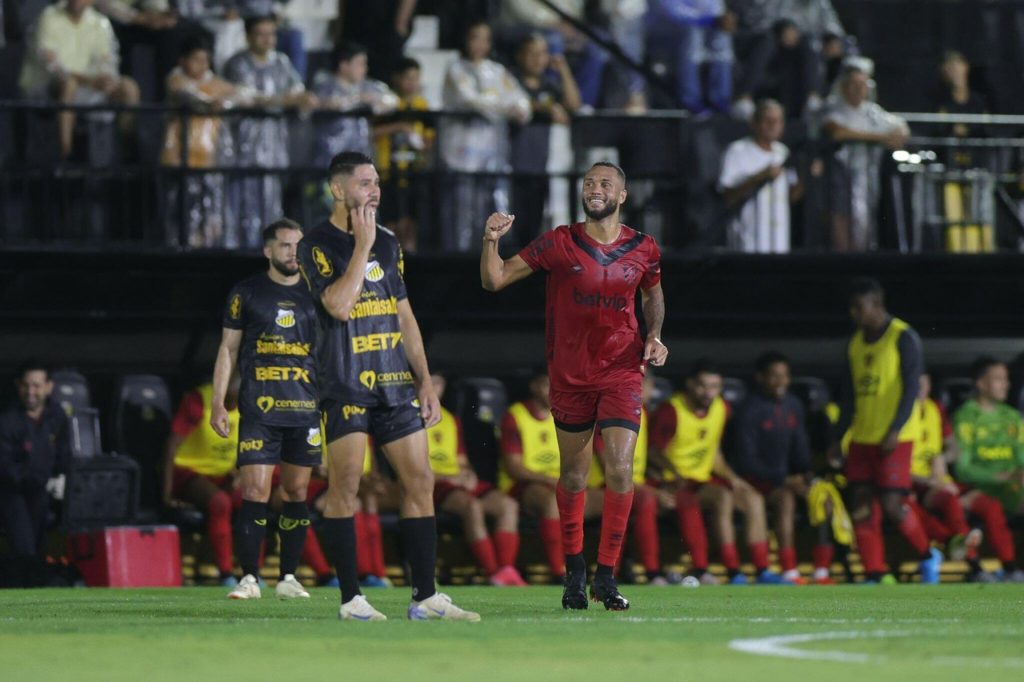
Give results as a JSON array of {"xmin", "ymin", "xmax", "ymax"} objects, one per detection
[
  {"xmin": 211, "ymin": 219, "xmax": 322, "ymax": 600},
  {"xmin": 298, "ymin": 151, "xmax": 479, "ymax": 622}
]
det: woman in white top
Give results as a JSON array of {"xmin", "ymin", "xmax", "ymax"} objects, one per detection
[{"xmin": 440, "ymin": 20, "xmax": 531, "ymax": 251}]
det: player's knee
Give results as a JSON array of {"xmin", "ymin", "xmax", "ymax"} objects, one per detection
[
  {"xmin": 280, "ymin": 482, "xmax": 308, "ymax": 502},
  {"xmin": 403, "ymin": 466, "xmax": 435, "ymax": 499},
  {"xmin": 602, "ymin": 458, "xmax": 633, "ymax": 491},
  {"xmin": 240, "ymin": 482, "xmax": 270, "ymax": 503}
]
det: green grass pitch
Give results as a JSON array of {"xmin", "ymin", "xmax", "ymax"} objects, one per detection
[{"xmin": 2, "ymin": 586, "xmax": 1023, "ymax": 682}]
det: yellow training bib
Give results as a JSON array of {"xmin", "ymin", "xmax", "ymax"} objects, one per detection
[
  {"xmin": 174, "ymin": 384, "xmax": 239, "ymax": 477},
  {"xmin": 427, "ymin": 407, "xmax": 460, "ymax": 477},
  {"xmin": 662, "ymin": 395, "xmax": 726, "ymax": 483},
  {"xmin": 848, "ymin": 318, "xmax": 921, "ymax": 445},
  {"xmin": 499, "ymin": 402, "xmax": 560, "ymax": 491}
]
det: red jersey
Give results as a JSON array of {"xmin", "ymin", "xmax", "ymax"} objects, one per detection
[{"xmin": 518, "ymin": 223, "xmax": 662, "ymax": 392}]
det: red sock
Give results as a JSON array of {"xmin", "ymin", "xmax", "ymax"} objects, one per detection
[
  {"xmin": 812, "ymin": 544, "xmax": 834, "ymax": 570},
  {"xmin": 897, "ymin": 502, "xmax": 932, "ymax": 556},
  {"xmin": 675, "ymin": 488, "xmax": 708, "ymax": 570},
  {"xmin": 749, "ymin": 541, "xmax": 770, "ymax": 571},
  {"xmin": 631, "ymin": 489, "xmax": 661, "ymax": 573},
  {"xmin": 855, "ymin": 501, "xmax": 887, "ymax": 574},
  {"xmin": 720, "ymin": 543, "xmax": 740, "ymax": 571},
  {"xmin": 470, "ymin": 537, "xmax": 499, "ymax": 575},
  {"xmin": 493, "ymin": 530, "xmax": 520, "ymax": 568},
  {"xmin": 555, "ymin": 483, "xmax": 585, "ymax": 556},
  {"xmin": 354, "ymin": 512, "xmax": 374, "ymax": 577},
  {"xmin": 970, "ymin": 494, "xmax": 1016, "ymax": 564},
  {"xmin": 538, "ymin": 518, "xmax": 564, "ymax": 576},
  {"xmin": 301, "ymin": 526, "xmax": 332, "ymax": 577},
  {"xmin": 930, "ymin": 490, "xmax": 970, "ymax": 537},
  {"xmin": 366, "ymin": 512, "xmax": 387, "ymax": 577},
  {"xmin": 598, "ymin": 488, "xmax": 634, "ymax": 567},
  {"xmin": 207, "ymin": 490, "xmax": 234, "ymax": 574},
  {"xmin": 779, "ymin": 546, "xmax": 797, "ymax": 572}
]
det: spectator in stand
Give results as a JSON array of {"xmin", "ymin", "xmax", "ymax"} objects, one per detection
[
  {"xmin": 510, "ymin": 32, "xmax": 582, "ymax": 249},
  {"xmin": 953, "ymin": 357, "xmax": 1024, "ymax": 582},
  {"xmin": 18, "ymin": 0, "xmax": 140, "ymax": 159},
  {"xmin": 0, "ymin": 361, "xmax": 70, "ymax": 588},
  {"xmin": 646, "ymin": 0, "xmax": 735, "ymax": 114},
  {"xmin": 906, "ymin": 373, "xmax": 984, "ymax": 567},
  {"xmin": 163, "ymin": 378, "xmax": 241, "ymax": 587},
  {"xmin": 161, "ymin": 36, "xmax": 244, "ymax": 248},
  {"xmin": 441, "ymin": 20, "xmax": 530, "ymax": 251},
  {"xmin": 718, "ymin": 99, "xmax": 801, "ymax": 252},
  {"xmin": 726, "ymin": 352, "xmax": 812, "ymax": 584},
  {"xmin": 374, "ymin": 57, "xmax": 434, "ymax": 253},
  {"xmin": 820, "ymin": 32, "xmax": 846, "ymax": 92},
  {"xmin": 312, "ymin": 42, "xmax": 398, "ymax": 168},
  {"xmin": 498, "ymin": 372, "xmax": 565, "ymax": 580},
  {"xmin": 822, "ymin": 58, "xmax": 909, "ymax": 252},
  {"xmin": 339, "ymin": 0, "xmax": 418, "ymax": 83},
  {"xmin": 427, "ymin": 372, "xmax": 527, "ymax": 586},
  {"xmin": 223, "ymin": 15, "xmax": 317, "ymax": 248},
  {"xmin": 498, "ymin": 0, "xmax": 608, "ymax": 108},
  {"xmin": 94, "ymin": 0, "xmax": 207, "ymax": 101},
  {"xmin": 650, "ymin": 359, "xmax": 788, "ymax": 584}
]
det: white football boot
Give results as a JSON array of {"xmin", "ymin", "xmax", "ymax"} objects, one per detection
[
  {"xmin": 227, "ymin": 574, "xmax": 261, "ymax": 600},
  {"xmin": 407, "ymin": 592, "xmax": 481, "ymax": 622},
  {"xmin": 338, "ymin": 595, "xmax": 387, "ymax": 621},
  {"xmin": 274, "ymin": 574, "xmax": 310, "ymax": 599}
]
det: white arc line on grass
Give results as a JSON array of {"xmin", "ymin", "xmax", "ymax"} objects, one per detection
[{"xmin": 728, "ymin": 630, "xmax": 908, "ymax": 663}]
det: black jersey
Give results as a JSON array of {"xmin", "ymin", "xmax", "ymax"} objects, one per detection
[
  {"xmin": 297, "ymin": 219, "xmax": 417, "ymax": 407},
  {"xmin": 222, "ymin": 273, "xmax": 319, "ymax": 426}
]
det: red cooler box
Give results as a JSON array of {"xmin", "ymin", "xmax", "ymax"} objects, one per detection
[{"xmin": 68, "ymin": 525, "xmax": 182, "ymax": 587}]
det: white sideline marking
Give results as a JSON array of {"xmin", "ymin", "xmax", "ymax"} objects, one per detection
[{"xmin": 728, "ymin": 630, "xmax": 904, "ymax": 663}]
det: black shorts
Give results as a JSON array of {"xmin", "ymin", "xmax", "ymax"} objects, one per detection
[
  {"xmin": 236, "ymin": 418, "xmax": 323, "ymax": 467},
  {"xmin": 322, "ymin": 399, "xmax": 424, "ymax": 447}
]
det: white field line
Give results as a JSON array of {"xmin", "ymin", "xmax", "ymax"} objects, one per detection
[{"xmin": 728, "ymin": 630, "xmax": 904, "ymax": 663}]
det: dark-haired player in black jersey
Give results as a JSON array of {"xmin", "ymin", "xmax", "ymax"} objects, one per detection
[
  {"xmin": 298, "ymin": 151, "xmax": 479, "ymax": 622},
  {"xmin": 211, "ymin": 218, "xmax": 322, "ymax": 600}
]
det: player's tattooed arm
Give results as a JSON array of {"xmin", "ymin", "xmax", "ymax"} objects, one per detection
[
  {"xmin": 481, "ymin": 213, "xmax": 534, "ymax": 291},
  {"xmin": 211, "ymin": 328, "xmax": 242, "ymax": 438},
  {"xmin": 641, "ymin": 284, "xmax": 667, "ymax": 367},
  {"xmin": 396, "ymin": 298, "xmax": 441, "ymax": 427}
]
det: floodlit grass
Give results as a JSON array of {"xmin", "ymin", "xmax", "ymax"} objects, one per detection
[{"xmin": 2, "ymin": 585, "xmax": 1023, "ymax": 681}]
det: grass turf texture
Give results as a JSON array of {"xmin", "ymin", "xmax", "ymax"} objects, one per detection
[{"xmin": 2, "ymin": 586, "xmax": 1023, "ymax": 681}]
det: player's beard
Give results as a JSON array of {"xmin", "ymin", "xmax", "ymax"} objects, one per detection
[
  {"xmin": 271, "ymin": 257, "xmax": 299, "ymax": 277},
  {"xmin": 581, "ymin": 196, "xmax": 620, "ymax": 221}
]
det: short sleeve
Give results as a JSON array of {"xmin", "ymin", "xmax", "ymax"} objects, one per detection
[
  {"xmin": 518, "ymin": 228, "xmax": 562, "ymax": 272},
  {"xmin": 391, "ymin": 238, "xmax": 408, "ymax": 301},
  {"xmin": 298, "ymin": 240, "xmax": 340, "ymax": 299},
  {"xmin": 639, "ymin": 236, "xmax": 662, "ymax": 290},
  {"xmin": 222, "ymin": 284, "xmax": 245, "ymax": 330}
]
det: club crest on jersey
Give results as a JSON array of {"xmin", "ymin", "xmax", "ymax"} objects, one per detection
[
  {"xmin": 306, "ymin": 427, "xmax": 322, "ymax": 447},
  {"xmin": 257, "ymin": 396, "xmax": 275, "ymax": 413},
  {"xmin": 360, "ymin": 371, "xmax": 377, "ymax": 390},
  {"xmin": 229, "ymin": 294, "xmax": 242, "ymax": 319},
  {"xmin": 312, "ymin": 246, "xmax": 333, "ymax": 276},
  {"xmin": 365, "ymin": 260, "xmax": 385, "ymax": 283},
  {"xmin": 275, "ymin": 309, "xmax": 296, "ymax": 328}
]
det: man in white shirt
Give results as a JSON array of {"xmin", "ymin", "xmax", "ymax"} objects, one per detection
[
  {"xmin": 718, "ymin": 99, "xmax": 800, "ymax": 253},
  {"xmin": 18, "ymin": 0, "xmax": 139, "ymax": 158}
]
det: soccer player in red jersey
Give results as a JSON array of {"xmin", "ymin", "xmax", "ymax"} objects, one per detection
[{"xmin": 481, "ymin": 162, "xmax": 667, "ymax": 611}]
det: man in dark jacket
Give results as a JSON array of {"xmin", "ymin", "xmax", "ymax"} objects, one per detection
[
  {"xmin": 727, "ymin": 351, "xmax": 812, "ymax": 583},
  {"xmin": 0, "ymin": 360, "xmax": 70, "ymax": 584}
]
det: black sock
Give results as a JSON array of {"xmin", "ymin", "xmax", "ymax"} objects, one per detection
[
  {"xmin": 238, "ymin": 500, "xmax": 268, "ymax": 578},
  {"xmin": 727, "ymin": 568, "xmax": 741, "ymax": 579},
  {"xmin": 400, "ymin": 516, "xmax": 437, "ymax": 602},
  {"xmin": 595, "ymin": 563, "xmax": 614, "ymax": 580},
  {"xmin": 565, "ymin": 552, "xmax": 586, "ymax": 576},
  {"xmin": 277, "ymin": 501, "xmax": 309, "ymax": 579},
  {"xmin": 321, "ymin": 517, "xmax": 361, "ymax": 604}
]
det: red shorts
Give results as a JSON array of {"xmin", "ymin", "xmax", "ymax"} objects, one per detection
[
  {"xmin": 549, "ymin": 378, "xmax": 643, "ymax": 433},
  {"xmin": 845, "ymin": 441, "xmax": 914, "ymax": 489},
  {"xmin": 433, "ymin": 480, "xmax": 494, "ymax": 507},
  {"xmin": 658, "ymin": 475, "xmax": 731, "ymax": 492},
  {"xmin": 742, "ymin": 477, "xmax": 781, "ymax": 496},
  {"xmin": 171, "ymin": 466, "xmax": 229, "ymax": 498}
]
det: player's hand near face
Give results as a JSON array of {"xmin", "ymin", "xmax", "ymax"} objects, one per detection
[
  {"xmin": 643, "ymin": 335, "xmax": 668, "ymax": 367},
  {"xmin": 484, "ymin": 212, "xmax": 515, "ymax": 242},
  {"xmin": 351, "ymin": 202, "xmax": 378, "ymax": 251},
  {"xmin": 210, "ymin": 403, "xmax": 231, "ymax": 438},
  {"xmin": 417, "ymin": 381, "xmax": 442, "ymax": 428}
]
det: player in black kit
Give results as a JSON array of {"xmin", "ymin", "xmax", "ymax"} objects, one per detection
[
  {"xmin": 298, "ymin": 151, "xmax": 479, "ymax": 621},
  {"xmin": 211, "ymin": 219, "xmax": 321, "ymax": 600}
]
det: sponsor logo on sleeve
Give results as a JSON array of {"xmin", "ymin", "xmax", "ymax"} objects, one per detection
[
  {"xmin": 312, "ymin": 246, "xmax": 333, "ymax": 277},
  {"xmin": 230, "ymin": 294, "xmax": 242, "ymax": 320}
]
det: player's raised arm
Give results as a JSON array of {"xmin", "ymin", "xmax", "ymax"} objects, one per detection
[
  {"xmin": 480, "ymin": 212, "xmax": 534, "ymax": 291},
  {"xmin": 210, "ymin": 328, "xmax": 242, "ymax": 437},
  {"xmin": 321, "ymin": 203, "xmax": 376, "ymax": 321}
]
